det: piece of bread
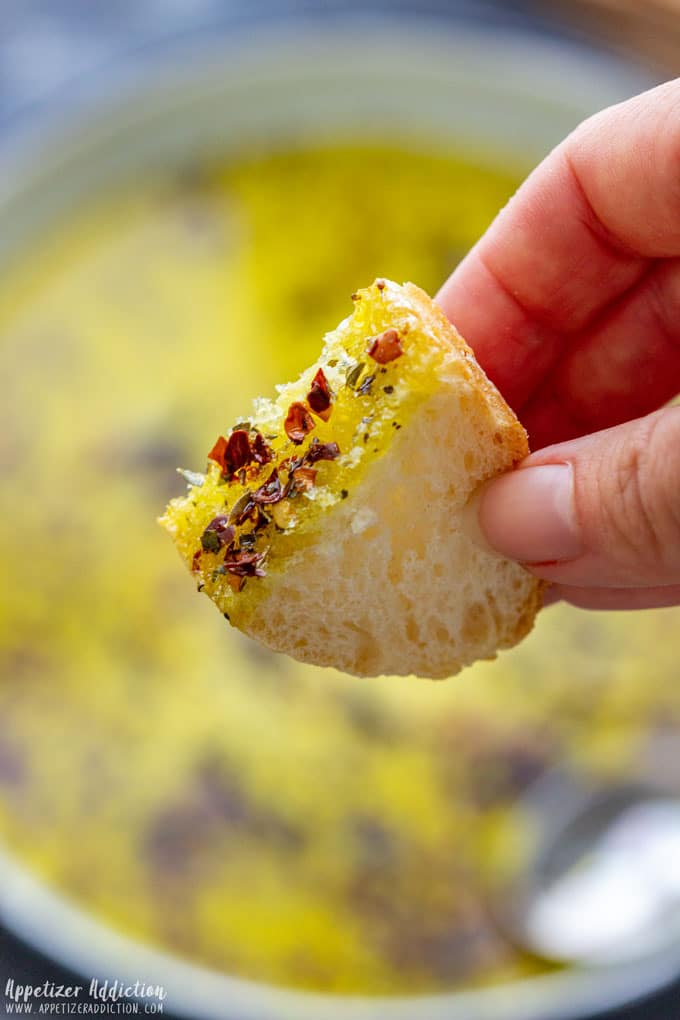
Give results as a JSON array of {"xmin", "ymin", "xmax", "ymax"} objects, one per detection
[{"xmin": 160, "ymin": 280, "xmax": 543, "ymax": 678}]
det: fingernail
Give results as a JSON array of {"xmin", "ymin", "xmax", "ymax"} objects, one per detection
[{"xmin": 473, "ymin": 463, "xmax": 583, "ymax": 564}]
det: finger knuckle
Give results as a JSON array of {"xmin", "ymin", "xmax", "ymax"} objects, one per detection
[
  {"xmin": 602, "ymin": 411, "xmax": 680, "ymax": 576},
  {"xmin": 650, "ymin": 408, "xmax": 680, "ymax": 540}
]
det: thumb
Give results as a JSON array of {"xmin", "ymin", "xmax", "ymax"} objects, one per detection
[{"xmin": 473, "ymin": 407, "xmax": 680, "ymax": 589}]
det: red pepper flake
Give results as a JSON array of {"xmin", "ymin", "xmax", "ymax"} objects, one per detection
[
  {"xmin": 279, "ymin": 455, "xmax": 303, "ymax": 475},
  {"xmin": 376, "ymin": 279, "xmax": 386, "ymax": 291},
  {"xmin": 225, "ymin": 429, "xmax": 252, "ymax": 473},
  {"xmin": 253, "ymin": 469, "xmax": 285, "ymax": 505},
  {"xmin": 291, "ymin": 466, "xmax": 317, "ymax": 492},
  {"xmin": 284, "ymin": 402, "xmax": 315, "ymax": 444},
  {"xmin": 251, "ymin": 430, "xmax": 273, "ymax": 465},
  {"xmin": 307, "ymin": 368, "xmax": 333, "ymax": 421},
  {"xmin": 367, "ymin": 328, "xmax": 403, "ymax": 364},
  {"xmin": 209, "ymin": 429, "xmax": 273, "ymax": 478},
  {"xmin": 304, "ymin": 440, "xmax": 340, "ymax": 464},
  {"xmin": 201, "ymin": 515, "xmax": 236, "ymax": 552},
  {"xmin": 207, "ymin": 435, "xmax": 229, "ymax": 470},
  {"xmin": 223, "ymin": 550, "xmax": 267, "ymax": 578},
  {"xmin": 191, "ymin": 549, "xmax": 202, "ymax": 573}
]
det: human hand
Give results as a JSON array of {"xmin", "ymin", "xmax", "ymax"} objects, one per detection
[{"xmin": 438, "ymin": 80, "xmax": 680, "ymax": 610}]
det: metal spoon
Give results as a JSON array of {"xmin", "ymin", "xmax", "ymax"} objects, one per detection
[{"xmin": 497, "ymin": 758, "xmax": 680, "ymax": 966}]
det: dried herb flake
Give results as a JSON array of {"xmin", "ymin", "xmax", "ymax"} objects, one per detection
[
  {"xmin": 228, "ymin": 492, "xmax": 255, "ymax": 525},
  {"xmin": 357, "ymin": 373, "xmax": 376, "ymax": 396},
  {"xmin": 346, "ymin": 362, "xmax": 365, "ymax": 390},
  {"xmin": 200, "ymin": 515, "xmax": 235, "ymax": 553}
]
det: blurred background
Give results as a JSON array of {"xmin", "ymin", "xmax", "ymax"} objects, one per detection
[{"xmin": 0, "ymin": 2, "xmax": 680, "ymax": 1019}]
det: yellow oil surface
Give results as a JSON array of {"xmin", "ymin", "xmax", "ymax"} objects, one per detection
[{"xmin": 0, "ymin": 144, "xmax": 679, "ymax": 994}]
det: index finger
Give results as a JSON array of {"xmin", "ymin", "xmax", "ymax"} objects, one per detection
[{"xmin": 436, "ymin": 79, "xmax": 680, "ymax": 409}]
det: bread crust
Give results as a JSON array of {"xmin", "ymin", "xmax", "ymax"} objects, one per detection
[
  {"xmin": 403, "ymin": 281, "xmax": 530, "ymax": 466},
  {"xmin": 240, "ymin": 281, "xmax": 544, "ymax": 677},
  {"xmin": 405, "ymin": 280, "xmax": 546, "ymax": 666}
]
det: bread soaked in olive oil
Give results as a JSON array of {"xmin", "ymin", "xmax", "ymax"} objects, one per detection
[{"xmin": 161, "ymin": 280, "xmax": 542, "ymax": 677}]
